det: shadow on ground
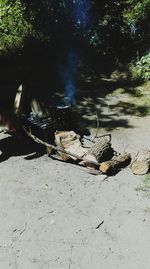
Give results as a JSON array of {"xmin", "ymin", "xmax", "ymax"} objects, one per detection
[
  {"xmin": 0, "ymin": 133, "xmax": 45, "ymax": 163},
  {"xmin": 75, "ymin": 73, "xmax": 147, "ymax": 131},
  {"xmin": 0, "ymin": 57, "xmax": 148, "ymax": 160}
]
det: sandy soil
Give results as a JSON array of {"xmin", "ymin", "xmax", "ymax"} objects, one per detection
[{"xmin": 0, "ymin": 98, "xmax": 150, "ymax": 268}]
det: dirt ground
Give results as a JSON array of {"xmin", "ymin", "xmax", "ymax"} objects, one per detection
[{"xmin": 0, "ymin": 88, "xmax": 150, "ymax": 269}]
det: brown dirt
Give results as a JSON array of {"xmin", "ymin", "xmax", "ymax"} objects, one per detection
[{"xmin": 0, "ymin": 84, "xmax": 150, "ymax": 268}]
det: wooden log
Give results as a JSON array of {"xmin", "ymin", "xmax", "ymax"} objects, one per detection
[
  {"xmin": 99, "ymin": 153, "xmax": 131, "ymax": 174},
  {"xmin": 85, "ymin": 136, "xmax": 114, "ymax": 163},
  {"xmin": 83, "ymin": 154, "xmax": 99, "ymax": 169},
  {"xmin": 131, "ymin": 150, "xmax": 150, "ymax": 175},
  {"xmin": 23, "ymin": 126, "xmax": 100, "ymax": 167},
  {"xmin": 14, "ymin": 84, "xmax": 24, "ymax": 116},
  {"xmin": 55, "ymin": 131, "xmax": 88, "ymax": 161},
  {"xmin": 131, "ymin": 161, "xmax": 149, "ymax": 175}
]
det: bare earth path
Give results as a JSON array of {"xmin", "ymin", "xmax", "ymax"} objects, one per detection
[{"xmin": 0, "ymin": 92, "xmax": 150, "ymax": 268}]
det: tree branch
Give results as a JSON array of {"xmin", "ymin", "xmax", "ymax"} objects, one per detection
[{"xmin": 22, "ymin": 126, "xmax": 100, "ymax": 167}]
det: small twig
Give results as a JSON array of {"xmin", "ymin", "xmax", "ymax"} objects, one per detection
[
  {"xmin": 23, "ymin": 126, "xmax": 85, "ymax": 161},
  {"xmin": 83, "ymin": 133, "xmax": 111, "ymax": 144},
  {"xmin": 88, "ymin": 169, "xmax": 103, "ymax": 176},
  {"xmin": 130, "ymin": 150, "xmax": 139, "ymax": 166},
  {"xmin": 95, "ymin": 220, "xmax": 104, "ymax": 229},
  {"xmin": 83, "ymin": 136, "xmax": 95, "ymax": 144},
  {"xmin": 102, "ymin": 175, "xmax": 109, "ymax": 181},
  {"xmin": 68, "ymin": 245, "xmax": 73, "ymax": 269},
  {"xmin": 20, "ymin": 222, "xmax": 27, "ymax": 236},
  {"xmin": 97, "ymin": 133, "xmax": 112, "ymax": 143},
  {"xmin": 92, "ymin": 111, "xmax": 100, "ymax": 142}
]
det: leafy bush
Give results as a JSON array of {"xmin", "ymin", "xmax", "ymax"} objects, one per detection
[
  {"xmin": 123, "ymin": 0, "xmax": 150, "ymax": 23},
  {"xmin": 130, "ymin": 52, "xmax": 150, "ymax": 81},
  {"xmin": 0, "ymin": 0, "xmax": 34, "ymax": 54}
]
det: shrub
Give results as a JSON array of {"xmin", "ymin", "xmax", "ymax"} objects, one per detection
[
  {"xmin": 129, "ymin": 52, "xmax": 150, "ymax": 81},
  {"xmin": 0, "ymin": 0, "xmax": 33, "ymax": 54}
]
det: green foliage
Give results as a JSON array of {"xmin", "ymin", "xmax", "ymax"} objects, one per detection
[
  {"xmin": 123, "ymin": 0, "xmax": 150, "ymax": 23},
  {"xmin": 91, "ymin": 1, "xmax": 128, "ymax": 55},
  {"xmin": 136, "ymin": 174, "xmax": 150, "ymax": 195},
  {"xmin": 144, "ymin": 174, "xmax": 150, "ymax": 182},
  {"xmin": 0, "ymin": 0, "xmax": 33, "ymax": 53},
  {"xmin": 0, "ymin": 0, "xmax": 149, "ymax": 62},
  {"xmin": 130, "ymin": 52, "xmax": 150, "ymax": 81},
  {"xmin": 123, "ymin": 0, "xmax": 150, "ymax": 53}
]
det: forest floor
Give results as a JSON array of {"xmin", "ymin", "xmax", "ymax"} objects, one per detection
[{"xmin": 0, "ymin": 77, "xmax": 150, "ymax": 269}]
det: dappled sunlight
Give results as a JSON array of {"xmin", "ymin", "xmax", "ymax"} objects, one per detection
[{"xmin": 74, "ymin": 74, "xmax": 150, "ymax": 131}]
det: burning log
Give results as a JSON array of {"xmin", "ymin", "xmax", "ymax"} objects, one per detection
[
  {"xmin": 131, "ymin": 150, "xmax": 150, "ymax": 175},
  {"xmin": 99, "ymin": 153, "xmax": 131, "ymax": 174}
]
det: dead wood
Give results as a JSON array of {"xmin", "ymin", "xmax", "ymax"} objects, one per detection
[
  {"xmin": 95, "ymin": 220, "xmax": 104, "ymax": 229},
  {"xmin": 23, "ymin": 126, "xmax": 130, "ymax": 175},
  {"xmin": 83, "ymin": 134, "xmax": 111, "ymax": 144},
  {"xmin": 82, "ymin": 154, "xmax": 100, "ymax": 169},
  {"xmin": 85, "ymin": 136, "xmax": 113, "ymax": 163},
  {"xmin": 131, "ymin": 150, "xmax": 150, "ymax": 175},
  {"xmin": 14, "ymin": 84, "xmax": 25, "ymax": 116},
  {"xmin": 99, "ymin": 153, "xmax": 131, "ymax": 174},
  {"xmin": 131, "ymin": 161, "xmax": 149, "ymax": 175},
  {"xmin": 55, "ymin": 131, "xmax": 87, "ymax": 161},
  {"xmin": 22, "ymin": 126, "xmax": 100, "ymax": 167}
]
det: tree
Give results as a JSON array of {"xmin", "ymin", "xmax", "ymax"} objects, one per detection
[
  {"xmin": 0, "ymin": 0, "xmax": 149, "ymax": 61},
  {"xmin": 0, "ymin": 0, "xmax": 34, "ymax": 54},
  {"xmin": 123, "ymin": 0, "xmax": 150, "ymax": 54}
]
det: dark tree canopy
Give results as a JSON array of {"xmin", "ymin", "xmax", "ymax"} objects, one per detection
[{"xmin": 0, "ymin": 0, "xmax": 150, "ymax": 71}]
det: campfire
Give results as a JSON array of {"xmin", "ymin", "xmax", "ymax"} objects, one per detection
[
  {"xmin": 22, "ymin": 119, "xmax": 132, "ymax": 176},
  {"xmin": 20, "ymin": 102, "xmax": 72, "ymax": 143},
  {"xmin": 12, "ymin": 84, "xmax": 150, "ymax": 176}
]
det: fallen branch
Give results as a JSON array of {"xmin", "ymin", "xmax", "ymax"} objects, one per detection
[{"xmin": 22, "ymin": 126, "xmax": 100, "ymax": 167}]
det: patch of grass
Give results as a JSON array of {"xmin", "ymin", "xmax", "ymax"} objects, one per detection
[
  {"xmin": 106, "ymin": 81, "xmax": 150, "ymax": 116},
  {"xmin": 135, "ymin": 174, "xmax": 150, "ymax": 196},
  {"xmin": 143, "ymin": 174, "xmax": 150, "ymax": 186},
  {"xmin": 128, "ymin": 83, "xmax": 150, "ymax": 116},
  {"xmin": 110, "ymin": 88, "xmax": 125, "ymax": 96}
]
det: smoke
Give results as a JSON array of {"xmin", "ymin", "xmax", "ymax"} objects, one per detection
[
  {"xmin": 58, "ymin": 0, "xmax": 91, "ymax": 105},
  {"xmin": 60, "ymin": 50, "xmax": 79, "ymax": 105},
  {"xmin": 71, "ymin": 0, "xmax": 91, "ymax": 31}
]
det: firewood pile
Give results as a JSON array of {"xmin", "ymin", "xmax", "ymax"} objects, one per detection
[
  {"xmin": 13, "ymin": 85, "xmax": 150, "ymax": 176},
  {"xmin": 54, "ymin": 131, "xmax": 132, "ymax": 175},
  {"xmin": 23, "ymin": 127, "xmax": 133, "ymax": 175}
]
